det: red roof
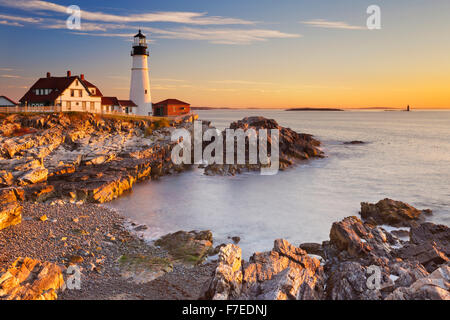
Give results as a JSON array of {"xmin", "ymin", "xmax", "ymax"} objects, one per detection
[
  {"xmin": 154, "ymin": 99, "xmax": 190, "ymax": 106},
  {"xmin": 81, "ymin": 79, "xmax": 103, "ymax": 97},
  {"xmin": 118, "ymin": 100, "xmax": 137, "ymax": 107},
  {"xmin": 101, "ymin": 96, "xmax": 120, "ymax": 106},
  {"xmin": 0, "ymin": 95, "xmax": 18, "ymax": 105},
  {"xmin": 19, "ymin": 75, "xmax": 103, "ymax": 104}
]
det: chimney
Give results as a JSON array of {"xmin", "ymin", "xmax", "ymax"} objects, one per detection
[
  {"xmin": 46, "ymin": 72, "xmax": 51, "ymax": 78},
  {"xmin": 67, "ymin": 70, "xmax": 71, "ymax": 77},
  {"xmin": 80, "ymin": 74, "xmax": 85, "ymax": 80}
]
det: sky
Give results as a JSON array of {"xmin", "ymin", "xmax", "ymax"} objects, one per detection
[{"xmin": 0, "ymin": 0, "xmax": 449, "ymax": 109}]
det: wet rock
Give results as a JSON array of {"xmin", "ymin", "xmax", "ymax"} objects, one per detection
[
  {"xmin": 360, "ymin": 199, "xmax": 430, "ymax": 227},
  {"xmin": 344, "ymin": 141, "xmax": 365, "ymax": 145},
  {"xmin": 0, "ymin": 257, "xmax": 64, "ymax": 300},
  {"xmin": 155, "ymin": 230, "xmax": 213, "ymax": 265}
]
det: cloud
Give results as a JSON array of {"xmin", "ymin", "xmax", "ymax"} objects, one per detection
[
  {"xmin": 0, "ymin": 0, "xmax": 254, "ymax": 25},
  {"xmin": 0, "ymin": 13, "xmax": 42, "ymax": 23},
  {"xmin": 210, "ymin": 80, "xmax": 274, "ymax": 85},
  {"xmin": 0, "ymin": 74, "xmax": 22, "ymax": 78},
  {"xmin": 0, "ymin": 20, "xmax": 24, "ymax": 27},
  {"xmin": 301, "ymin": 19, "xmax": 365, "ymax": 30},
  {"xmin": 0, "ymin": 0, "xmax": 300, "ymax": 45},
  {"xmin": 76, "ymin": 27, "xmax": 301, "ymax": 45}
]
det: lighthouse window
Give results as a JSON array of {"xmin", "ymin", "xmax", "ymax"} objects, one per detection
[{"xmin": 145, "ymin": 90, "xmax": 148, "ymax": 94}]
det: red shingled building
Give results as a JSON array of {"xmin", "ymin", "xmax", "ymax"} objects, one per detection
[{"xmin": 152, "ymin": 99, "xmax": 190, "ymax": 116}]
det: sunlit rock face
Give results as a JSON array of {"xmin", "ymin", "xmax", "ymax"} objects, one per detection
[
  {"xmin": 0, "ymin": 257, "xmax": 64, "ymax": 300},
  {"xmin": 0, "ymin": 112, "xmax": 196, "ymax": 205}
]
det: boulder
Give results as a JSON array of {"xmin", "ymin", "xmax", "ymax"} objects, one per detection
[
  {"xmin": 360, "ymin": 199, "xmax": 430, "ymax": 227},
  {"xmin": 0, "ymin": 257, "xmax": 64, "ymax": 300},
  {"xmin": 155, "ymin": 230, "xmax": 213, "ymax": 265}
]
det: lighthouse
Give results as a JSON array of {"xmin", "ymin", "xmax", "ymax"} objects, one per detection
[{"xmin": 130, "ymin": 30, "xmax": 152, "ymax": 116}]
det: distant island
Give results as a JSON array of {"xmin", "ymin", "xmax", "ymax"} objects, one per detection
[{"xmin": 285, "ymin": 108, "xmax": 344, "ymax": 112}]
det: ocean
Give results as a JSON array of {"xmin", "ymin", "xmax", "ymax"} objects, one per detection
[{"xmin": 107, "ymin": 109, "xmax": 450, "ymax": 257}]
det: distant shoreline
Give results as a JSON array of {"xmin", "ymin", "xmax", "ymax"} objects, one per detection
[{"xmin": 285, "ymin": 108, "xmax": 344, "ymax": 112}]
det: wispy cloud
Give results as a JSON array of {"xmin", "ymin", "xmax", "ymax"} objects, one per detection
[
  {"xmin": 0, "ymin": 0, "xmax": 300, "ymax": 44},
  {"xmin": 0, "ymin": 0, "xmax": 254, "ymax": 25},
  {"xmin": 0, "ymin": 13, "xmax": 41, "ymax": 23},
  {"xmin": 0, "ymin": 20, "xmax": 24, "ymax": 27},
  {"xmin": 0, "ymin": 74, "xmax": 22, "ymax": 78},
  {"xmin": 301, "ymin": 19, "xmax": 365, "ymax": 30},
  {"xmin": 76, "ymin": 27, "xmax": 301, "ymax": 45},
  {"xmin": 210, "ymin": 80, "xmax": 274, "ymax": 85}
]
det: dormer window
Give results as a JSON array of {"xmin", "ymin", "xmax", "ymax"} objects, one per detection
[{"xmin": 91, "ymin": 89, "xmax": 96, "ymax": 94}]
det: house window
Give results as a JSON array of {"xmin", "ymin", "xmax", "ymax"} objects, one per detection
[
  {"xmin": 90, "ymin": 102, "xmax": 95, "ymax": 111},
  {"xmin": 76, "ymin": 80, "xmax": 79, "ymax": 86},
  {"xmin": 91, "ymin": 89, "xmax": 95, "ymax": 94},
  {"xmin": 79, "ymin": 90, "xmax": 83, "ymax": 97},
  {"xmin": 71, "ymin": 89, "xmax": 75, "ymax": 97}
]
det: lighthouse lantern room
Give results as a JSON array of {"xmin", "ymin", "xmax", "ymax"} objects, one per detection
[{"xmin": 130, "ymin": 30, "xmax": 152, "ymax": 116}]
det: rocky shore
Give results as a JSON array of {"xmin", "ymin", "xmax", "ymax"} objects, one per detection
[
  {"xmin": 202, "ymin": 199, "xmax": 449, "ymax": 300},
  {"xmin": 1, "ymin": 112, "xmax": 448, "ymax": 300}
]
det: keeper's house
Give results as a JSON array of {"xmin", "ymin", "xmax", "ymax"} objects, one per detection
[
  {"xmin": 19, "ymin": 71, "xmax": 137, "ymax": 115},
  {"xmin": 152, "ymin": 99, "xmax": 190, "ymax": 116},
  {"xmin": 0, "ymin": 95, "xmax": 18, "ymax": 107}
]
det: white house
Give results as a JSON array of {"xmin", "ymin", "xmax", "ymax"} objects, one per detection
[{"xmin": 0, "ymin": 95, "xmax": 17, "ymax": 107}]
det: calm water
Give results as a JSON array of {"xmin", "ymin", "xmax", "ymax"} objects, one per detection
[{"xmin": 107, "ymin": 110, "xmax": 450, "ymax": 257}]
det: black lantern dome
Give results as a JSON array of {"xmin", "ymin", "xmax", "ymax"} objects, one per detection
[{"xmin": 131, "ymin": 30, "xmax": 149, "ymax": 56}]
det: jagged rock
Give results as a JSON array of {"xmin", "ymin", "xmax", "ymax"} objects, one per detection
[
  {"xmin": 17, "ymin": 167, "xmax": 48, "ymax": 186},
  {"xmin": 300, "ymin": 243, "xmax": 324, "ymax": 258},
  {"xmin": 155, "ymin": 230, "xmax": 213, "ymax": 265},
  {"xmin": 360, "ymin": 199, "xmax": 430, "ymax": 227},
  {"xmin": 325, "ymin": 261, "xmax": 383, "ymax": 300},
  {"xmin": 0, "ymin": 187, "xmax": 23, "ymax": 230},
  {"xmin": 0, "ymin": 170, "xmax": 13, "ymax": 187},
  {"xmin": 394, "ymin": 223, "xmax": 450, "ymax": 273},
  {"xmin": 24, "ymin": 184, "xmax": 55, "ymax": 202},
  {"xmin": 203, "ymin": 239, "xmax": 324, "ymax": 300},
  {"xmin": 204, "ymin": 117, "xmax": 323, "ymax": 175},
  {"xmin": 328, "ymin": 216, "xmax": 399, "ymax": 261},
  {"xmin": 386, "ymin": 264, "xmax": 450, "ymax": 300},
  {"xmin": 202, "ymin": 244, "xmax": 243, "ymax": 300},
  {"xmin": 0, "ymin": 257, "xmax": 64, "ymax": 300},
  {"xmin": 410, "ymin": 222, "xmax": 450, "ymax": 249}
]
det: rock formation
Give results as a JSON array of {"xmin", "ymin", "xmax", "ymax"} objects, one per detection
[
  {"xmin": 202, "ymin": 200, "xmax": 449, "ymax": 300},
  {"xmin": 0, "ymin": 112, "xmax": 196, "ymax": 207},
  {"xmin": 0, "ymin": 257, "xmax": 64, "ymax": 300},
  {"xmin": 203, "ymin": 117, "xmax": 323, "ymax": 175}
]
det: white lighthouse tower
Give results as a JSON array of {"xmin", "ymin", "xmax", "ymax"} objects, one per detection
[{"xmin": 130, "ymin": 30, "xmax": 152, "ymax": 116}]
